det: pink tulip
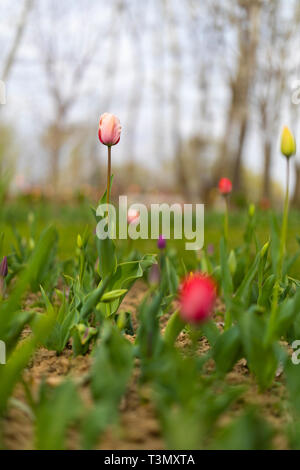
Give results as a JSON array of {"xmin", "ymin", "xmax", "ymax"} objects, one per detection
[
  {"xmin": 127, "ymin": 209, "xmax": 140, "ymax": 225},
  {"xmin": 98, "ymin": 113, "xmax": 121, "ymax": 147}
]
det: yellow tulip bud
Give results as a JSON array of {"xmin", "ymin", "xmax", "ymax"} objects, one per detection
[
  {"xmin": 29, "ymin": 238, "xmax": 35, "ymax": 251},
  {"xmin": 260, "ymin": 240, "xmax": 270, "ymax": 259},
  {"xmin": 248, "ymin": 203, "xmax": 255, "ymax": 218},
  {"xmin": 228, "ymin": 250, "xmax": 237, "ymax": 276},
  {"xmin": 281, "ymin": 126, "xmax": 296, "ymax": 158},
  {"xmin": 77, "ymin": 234, "xmax": 83, "ymax": 249}
]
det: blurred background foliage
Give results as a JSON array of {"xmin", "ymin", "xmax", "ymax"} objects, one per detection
[
  {"xmin": 0, "ymin": 0, "xmax": 300, "ymax": 209},
  {"xmin": 0, "ymin": 201, "xmax": 299, "ymax": 279}
]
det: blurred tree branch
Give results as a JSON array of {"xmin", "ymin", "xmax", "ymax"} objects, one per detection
[
  {"xmin": 35, "ymin": 0, "xmax": 104, "ymax": 190},
  {"xmin": 292, "ymin": 1, "xmax": 300, "ymax": 208},
  {"xmin": 1, "ymin": 0, "xmax": 34, "ymax": 82},
  {"xmin": 212, "ymin": 0, "xmax": 262, "ymax": 192},
  {"xmin": 255, "ymin": 0, "xmax": 291, "ymax": 201},
  {"xmin": 164, "ymin": 0, "xmax": 190, "ymax": 198}
]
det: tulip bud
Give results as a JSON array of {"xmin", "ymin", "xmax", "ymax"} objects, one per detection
[
  {"xmin": 77, "ymin": 234, "xmax": 83, "ymax": 249},
  {"xmin": 228, "ymin": 250, "xmax": 237, "ymax": 276},
  {"xmin": 81, "ymin": 325, "xmax": 97, "ymax": 345},
  {"xmin": 260, "ymin": 240, "xmax": 270, "ymax": 259},
  {"xmin": 249, "ymin": 203, "xmax": 255, "ymax": 218},
  {"xmin": 0, "ymin": 256, "xmax": 8, "ymax": 278},
  {"xmin": 98, "ymin": 113, "xmax": 121, "ymax": 147},
  {"xmin": 157, "ymin": 235, "xmax": 166, "ymax": 250},
  {"xmin": 29, "ymin": 238, "xmax": 35, "ymax": 251},
  {"xmin": 179, "ymin": 272, "xmax": 216, "ymax": 325},
  {"xmin": 207, "ymin": 244, "xmax": 215, "ymax": 256},
  {"xmin": 218, "ymin": 178, "xmax": 232, "ymax": 195},
  {"xmin": 117, "ymin": 311, "xmax": 128, "ymax": 331},
  {"xmin": 72, "ymin": 324, "xmax": 97, "ymax": 356},
  {"xmin": 127, "ymin": 209, "xmax": 140, "ymax": 226},
  {"xmin": 281, "ymin": 126, "xmax": 296, "ymax": 158}
]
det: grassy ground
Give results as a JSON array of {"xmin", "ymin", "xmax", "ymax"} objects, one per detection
[{"xmin": 1, "ymin": 199, "xmax": 300, "ymax": 450}]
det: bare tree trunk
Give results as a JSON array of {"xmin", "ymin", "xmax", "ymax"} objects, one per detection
[
  {"xmin": 262, "ymin": 140, "xmax": 272, "ymax": 200},
  {"xmin": 232, "ymin": 115, "xmax": 248, "ymax": 190},
  {"xmin": 212, "ymin": 99, "xmax": 237, "ymax": 185},
  {"xmin": 2, "ymin": 0, "xmax": 34, "ymax": 81},
  {"xmin": 257, "ymin": 0, "xmax": 288, "ymax": 203},
  {"xmin": 292, "ymin": 163, "xmax": 300, "ymax": 208},
  {"xmin": 36, "ymin": 0, "xmax": 105, "ymax": 193},
  {"xmin": 152, "ymin": 0, "xmax": 165, "ymax": 169},
  {"xmin": 215, "ymin": 0, "xmax": 262, "ymax": 191},
  {"xmin": 50, "ymin": 146, "xmax": 60, "ymax": 191},
  {"xmin": 99, "ymin": 0, "xmax": 124, "ymax": 112},
  {"xmin": 125, "ymin": 0, "xmax": 148, "ymax": 178},
  {"xmin": 45, "ymin": 120, "xmax": 65, "ymax": 191},
  {"xmin": 164, "ymin": 0, "xmax": 189, "ymax": 198}
]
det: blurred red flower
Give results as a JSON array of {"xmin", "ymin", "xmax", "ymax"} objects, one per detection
[
  {"xmin": 179, "ymin": 273, "xmax": 216, "ymax": 324},
  {"xmin": 218, "ymin": 178, "xmax": 232, "ymax": 195}
]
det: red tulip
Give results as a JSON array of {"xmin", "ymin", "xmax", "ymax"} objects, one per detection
[
  {"xmin": 218, "ymin": 178, "xmax": 232, "ymax": 195},
  {"xmin": 98, "ymin": 113, "xmax": 121, "ymax": 147},
  {"xmin": 179, "ymin": 273, "xmax": 216, "ymax": 324}
]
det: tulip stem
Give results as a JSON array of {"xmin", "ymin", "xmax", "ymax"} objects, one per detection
[
  {"xmin": 0, "ymin": 278, "xmax": 4, "ymax": 301},
  {"xmin": 279, "ymin": 158, "xmax": 290, "ymax": 276},
  {"xmin": 107, "ymin": 145, "xmax": 111, "ymax": 207},
  {"xmin": 164, "ymin": 310, "xmax": 185, "ymax": 345},
  {"xmin": 224, "ymin": 196, "xmax": 229, "ymax": 243},
  {"xmin": 266, "ymin": 158, "xmax": 290, "ymax": 345}
]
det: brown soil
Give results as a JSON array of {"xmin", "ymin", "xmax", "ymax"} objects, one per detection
[{"xmin": 2, "ymin": 282, "xmax": 290, "ymax": 450}]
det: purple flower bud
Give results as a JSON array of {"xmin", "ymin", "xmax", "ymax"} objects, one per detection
[
  {"xmin": 207, "ymin": 244, "xmax": 214, "ymax": 256},
  {"xmin": 0, "ymin": 256, "xmax": 8, "ymax": 278},
  {"xmin": 157, "ymin": 235, "xmax": 166, "ymax": 250}
]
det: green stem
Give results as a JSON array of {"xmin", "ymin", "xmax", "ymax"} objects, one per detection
[
  {"xmin": 106, "ymin": 146, "xmax": 112, "ymax": 233},
  {"xmin": 128, "ymin": 237, "xmax": 133, "ymax": 255},
  {"xmin": 257, "ymin": 267, "xmax": 263, "ymax": 306},
  {"xmin": 164, "ymin": 310, "xmax": 185, "ymax": 345},
  {"xmin": 278, "ymin": 158, "xmax": 290, "ymax": 277},
  {"xmin": 79, "ymin": 251, "xmax": 85, "ymax": 285},
  {"xmin": 0, "ymin": 278, "xmax": 4, "ymax": 301},
  {"xmin": 266, "ymin": 158, "xmax": 290, "ymax": 344},
  {"xmin": 107, "ymin": 146, "xmax": 111, "ymax": 207},
  {"xmin": 224, "ymin": 204, "xmax": 232, "ymax": 330},
  {"xmin": 224, "ymin": 196, "xmax": 229, "ymax": 243},
  {"xmin": 224, "ymin": 309, "xmax": 232, "ymax": 331}
]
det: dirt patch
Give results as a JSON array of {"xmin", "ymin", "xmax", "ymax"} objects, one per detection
[
  {"xmin": 2, "ymin": 281, "xmax": 291, "ymax": 450},
  {"xmin": 100, "ymin": 368, "xmax": 163, "ymax": 450}
]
